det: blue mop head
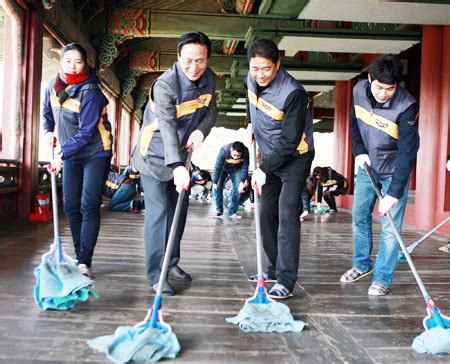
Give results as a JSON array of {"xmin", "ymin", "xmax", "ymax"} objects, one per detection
[
  {"xmin": 34, "ymin": 260, "xmax": 97, "ymax": 310},
  {"xmin": 412, "ymin": 326, "xmax": 450, "ymax": 354},
  {"xmin": 87, "ymin": 324, "xmax": 180, "ymax": 363},
  {"xmin": 226, "ymin": 300, "xmax": 306, "ymax": 333}
]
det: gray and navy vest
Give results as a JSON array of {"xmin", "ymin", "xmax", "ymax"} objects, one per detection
[
  {"xmin": 49, "ymin": 80, "xmax": 112, "ymax": 160},
  {"xmin": 133, "ymin": 63, "xmax": 215, "ymax": 181},
  {"xmin": 246, "ymin": 67, "xmax": 314, "ymax": 160},
  {"xmin": 353, "ymin": 79, "xmax": 417, "ymax": 178}
]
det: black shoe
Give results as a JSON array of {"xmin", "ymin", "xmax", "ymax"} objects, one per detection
[
  {"xmin": 131, "ymin": 200, "xmax": 142, "ymax": 213},
  {"xmin": 216, "ymin": 211, "xmax": 223, "ymax": 217},
  {"xmin": 152, "ymin": 281, "xmax": 174, "ymax": 296},
  {"xmin": 168, "ymin": 265, "xmax": 192, "ymax": 281}
]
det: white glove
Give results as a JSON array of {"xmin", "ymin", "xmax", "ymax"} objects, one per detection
[
  {"xmin": 447, "ymin": 160, "xmax": 450, "ymax": 172},
  {"xmin": 300, "ymin": 211, "xmax": 309, "ymax": 221},
  {"xmin": 213, "ymin": 183, "xmax": 217, "ymax": 190},
  {"xmin": 329, "ymin": 185, "xmax": 338, "ymax": 192},
  {"xmin": 238, "ymin": 181, "xmax": 245, "ymax": 193},
  {"xmin": 173, "ymin": 166, "xmax": 190, "ymax": 193},
  {"xmin": 378, "ymin": 195, "xmax": 398, "ymax": 216},
  {"xmin": 186, "ymin": 130, "xmax": 204, "ymax": 151},
  {"xmin": 48, "ymin": 152, "xmax": 63, "ymax": 174},
  {"xmin": 45, "ymin": 132, "xmax": 55, "ymax": 147},
  {"xmin": 355, "ymin": 154, "xmax": 371, "ymax": 170},
  {"xmin": 246, "ymin": 123, "xmax": 254, "ymax": 145},
  {"xmin": 251, "ymin": 168, "xmax": 266, "ymax": 195}
]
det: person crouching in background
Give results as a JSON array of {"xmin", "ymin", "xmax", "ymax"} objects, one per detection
[
  {"xmin": 104, "ymin": 166, "xmax": 143, "ymax": 213},
  {"xmin": 313, "ymin": 166, "xmax": 348, "ymax": 214}
]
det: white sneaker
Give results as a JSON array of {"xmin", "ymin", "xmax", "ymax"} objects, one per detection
[
  {"xmin": 229, "ymin": 213, "xmax": 242, "ymax": 219},
  {"xmin": 78, "ymin": 264, "xmax": 92, "ymax": 277}
]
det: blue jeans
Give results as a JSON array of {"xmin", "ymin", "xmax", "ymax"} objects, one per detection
[
  {"xmin": 140, "ymin": 174, "xmax": 189, "ymax": 286},
  {"xmin": 352, "ymin": 167, "xmax": 409, "ymax": 288},
  {"xmin": 215, "ymin": 170, "xmax": 241, "ymax": 216},
  {"xmin": 62, "ymin": 157, "xmax": 109, "ymax": 267},
  {"xmin": 108, "ymin": 182, "xmax": 136, "ymax": 212}
]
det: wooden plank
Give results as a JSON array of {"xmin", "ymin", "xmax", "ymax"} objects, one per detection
[{"xmin": 0, "ymin": 201, "xmax": 450, "ymax": 362}]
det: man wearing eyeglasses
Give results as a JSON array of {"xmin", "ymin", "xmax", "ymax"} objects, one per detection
[
  {"xmin": 132, "ymin": 32, "xmax": 217, "ymax": 296},
  {"xmin": 212, "ymin": 141, "xmax": 250, "ymax": 219}
]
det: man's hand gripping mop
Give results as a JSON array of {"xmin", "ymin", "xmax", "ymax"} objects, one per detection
[
  {"xmin": 34, "ymin": 137, "xmax": 97, "ymax": 310},
  {"xmin": 226, "ymin": 142, "xmax": 306, "ymax": 333},
  {"xmin": 87, "ymin": 147, "xmax": 195, "ymax": 363},
  {"xmin": 364, "ymin": 163, "xmax": 450, "ymax": 355}
]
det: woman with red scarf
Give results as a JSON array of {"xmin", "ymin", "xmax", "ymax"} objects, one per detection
[{"xmin": 42, "ymin": 43, "xmax": 113, "ymax": 277}]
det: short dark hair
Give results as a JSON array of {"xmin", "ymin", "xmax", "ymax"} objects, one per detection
[
  {"xmin": 247, "ymin": 39, "xmax": 279, "ymax": 64},
  {"xmin": 231, "ymin": 141, "xmax": 245, "ymax": 153},
  {"xmin": 61, "ymin": 43, "xmax": 87, "ymax": 62},
  {"xmin": 369, "ymin": 54, "xmax": 403, "ymax": 85},
  {"xmin": 177, "ymin": 32, "xmax": 212, "ymax": 58}
]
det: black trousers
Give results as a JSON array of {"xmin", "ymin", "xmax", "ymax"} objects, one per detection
[
  {"xmin": 260, "ymin": 151, "xmax": 314, "ymax": 291},
  {"xmin": 323, "ymin": 187, "xmax": 347, "ymax": 211}
]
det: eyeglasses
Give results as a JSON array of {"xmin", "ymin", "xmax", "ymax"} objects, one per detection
[{"xmin": 179, "ymin": 58, "xmax": 207, "ymax": 68}]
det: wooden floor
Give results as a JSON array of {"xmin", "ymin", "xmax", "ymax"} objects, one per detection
[{"xmin": 1, "ymin": 201, "xmax": 450, "ymax": 363}]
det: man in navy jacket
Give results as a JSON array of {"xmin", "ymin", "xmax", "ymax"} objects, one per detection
[
  {"xmin": 212, "ymin": 141, "xmax": 249, "ymax": 218},
  {"xmin": 340, "ymin": 54, "xmax": 420, "ymax": 296}
]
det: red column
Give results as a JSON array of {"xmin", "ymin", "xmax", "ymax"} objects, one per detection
[
  {"xmin": 129, "ymin": 111, "xmax": 136, "ymax": 164},
  {"xmin": 113, "ymin": 96, "xmax": 123, "ymax": 170},
  {"xmin": 17, "ymin": 10, "xmax": 43, "ymax": 218},
  {"xmin": 438, "ymin": 26, "xmax": 450, "ymax": 213},
  {"xmin": 333, "ymin": 80, "xmax": 354, "ymax": 208},
  {"xmin": 415, "ymin": 26, "xmax": 443, "ymax": 228}
]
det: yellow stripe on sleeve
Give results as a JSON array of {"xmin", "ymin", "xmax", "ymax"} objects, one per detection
[
  {"xmin": 97, "ymin": 107, "xmax": 112, "ymax": 151},
  {"xmin": 139, "ymin": 120, "xmax": 159, "ymax": 156}
]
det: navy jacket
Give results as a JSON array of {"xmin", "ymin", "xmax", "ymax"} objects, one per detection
[
  {"xmin": 245, "ymin": 67, "xmax": 314, "ymax": 173},
  {"xmin": 212, "ymin": 143, "xmax": 249, "ymax": 184},
  {"xmin": 132, "ymin": 62, "xmax": 217, "ymax": 181},
  {"xmin": 350, "ymin": 80, "xmax": 419, "ymax": 198},
  {"xmin": 43, "ymin": 71, "xmax": 113, "ymax": 161}
]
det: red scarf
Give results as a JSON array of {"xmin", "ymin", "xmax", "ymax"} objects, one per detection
[{"xmin": 65, "ymin": 70, "xmax": 88, "ymax": 85}]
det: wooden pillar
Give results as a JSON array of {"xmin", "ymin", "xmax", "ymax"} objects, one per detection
[
  {"xmin": 113, "ymin": 96, "xmax": 123, "ymax": 170},
  {"xmin": 17, "ymin": 10, "xmax": 43, "ymax": 218},
  {"xmin": 129, "ymin": 111, "xmax": 136, "ymax": 164},
  {"xmin": 415, "ymin": 25, "xmax": 443, "ymax": 228},
  {"xmin": 438, "ymin": 26, "xmax": 450, "ymax": 213},
  {"xmin": 333, "ymin": 80, "xmax": 354, "ymax": 208}
]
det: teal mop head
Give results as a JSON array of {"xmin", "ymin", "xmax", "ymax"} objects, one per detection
[
  {"xmin": 88, "ymin": 309, "xmax": 180, "ymax": 363},
  {"xmin": 412, "ymin": 327, "xmax": 450, "ymax": 354},
  {"xmin": 34, "ymin": 260, "xmax": 98, "ymax": 310},
  {"xmin": 411, "ymin": 298, "xmax": 450, "ymax": 354},
  {"xmin": 397, "ymin": 253, "xmax": 407, "ymax": 263},
  {"xmin": 226, "ymin": 279, "xmax": 306, "ymax": 333}
]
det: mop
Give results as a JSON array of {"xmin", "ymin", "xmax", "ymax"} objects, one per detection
[
  {"xmin": 397, "ymin": 217, "xmax": 450, "ymax": 262},
  {"xmin": 226, "ymin": 142, "xmax": 306, "ymax": 333},
  {"xmin": 87, "ymin": 147, "xmax": 195, "ymax": 363},
  {"xmin": 34, "ymin": 142, "xmax": 97, "ymax": 310},
  {"xmin": 364, "ymin": 163, "xmax": 450, "ymax": 354}
]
